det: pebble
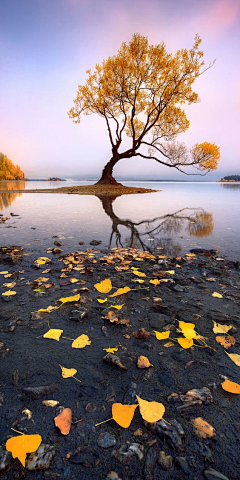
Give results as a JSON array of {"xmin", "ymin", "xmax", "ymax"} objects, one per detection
[
  {"xmin": 158, "ymin": 451, "xmax": 173, "ymax": 470},
  {"xmin": 204, "ymin": 469, "xmax": 230, "ymax": 480},
  {"xmin": 22, "ymin": 384, "xmax": 57, "ymax": 399},
  {"xmin": 106, "ymin": 472, "xmax": 122, "ymax": 480},
  {"xmin": 90, "ymin": 240, "xmax": 102, "ymax": 245},
  {"xmin": 97, "ymin": 432, "xmax": 117, "ymax": 448},
  {"xmin": 175, "ymin": 456, "xmax": 189, "ymax": 473},
  {"xmin": 0, "ymin": 447, "xmax": 12, "ymax": 470},
  {"xmin": 26, "ymin": 444, "xmax": 55, "ymax": 470}
]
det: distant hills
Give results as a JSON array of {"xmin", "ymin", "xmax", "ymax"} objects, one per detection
[
  {"xmin": 220, "ymin": 175, "xmax": 240, "ymax": 182},
  {"xmin": 0, "ymin": 153, "xmax": 24, "ymax": 180}
]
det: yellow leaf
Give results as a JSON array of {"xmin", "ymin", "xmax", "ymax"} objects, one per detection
[
  {"xmin": 132, "ymin": 270, "xmax": 146, "ymax": 277},
  {"xmin": 35, "ymin": 257, "xmax": 51, "ymax": 265},
  {"xmin": 94, "ymin": 279, "xmax": 112, "ymax": 293},
  {"xmin": 225, "ymin": 352, "xmax": 240, "ymax": 366},
  {"xmin": 133, "ymin": 279, "xmax": 145, "ymax": 284},
  {"xmin": 212, "ymin": 292, "xmax": 223, "ymax": 298},
  {"xmin": 110, "ymin": 304, "xmax": 124, "ymax": 310},
  {"xmin": 186, "ymin": 253, "xmax": 196, "ymax": 257},
  {"xmin": 59, "ymin": 365, "xmax": 77, "ymax": 378},
  {"xmin": 154, "ymin": 330, "xmax": 170, "ymax": 340},
  {"xmin": 110, "ymin": 287, "xmax": 131, "ymax": 297},
  {"xmin": 6, "ymin": 434, "xmax": 42, "ymax": 467},
  {"xmin": 38, "ymin": 306, "xmax": 59, "ymax": 313},
  {"xmin": 178, "ymin": 338, "xmax": 194, "ymax": 349},
  {"xmin": 182, "ymin": 329, "xmax": 197, "ymax": 339},
  {"xmin": 97, "ymin": 298, "xmax": 108, "ymax": 303},
  {"xmin": 58, "ymin": 294, "xmax": 80, "ymax": 304},
  {"xmin": 0, "ymin": 271, "xmax": 8, "ymax": 274},
  {"xmin": 72, "ymin": 334, "xmax": 91, "ymax": 348},
  {"xmin": 103, "ymin": 347, "xmax": 118, "ymax": 353},
  {"xmin": 150, "ymin": 279, "xmax": 160, "ymax": 285},
  {"xmin": 137, "ymin": 355, "xmax": 153, "ymax": 368},
  {"xmin": 166, "ymin": 270, "xmax": 175, "ymax": 275},
  {"xmin": 164, "ymin": 342, "xmax": 175, "ymax": 348},
  {"xmin": 159, "ymin": 279, "xmax": 170, "ymax": 283},
  {"xmin": 43, "ymin": 329, "xmax": 63, "ymax": 341},
  {"xmin": 212, "ymin": 322, "xmax": 232, "ymax": 334},
  {"xmin": 215, "ymin": 335, "xmax": 236, "ymax": 349},
  {"xmin": 221, "ymin": 379, "xmax": 240, "ymax": 394},
  {"xmin": 179, "ymin": 321, "xmax": 195, "ymax": 331},
  {"xmin": 112, "ymin": 403, "xmax": 138, "ymax": 428},
  {"xmin": 2, "ymin": 290, "xmax": 16, "ymax": 296},
  {"xmin": 3, "ymin": 282, "xmax": 16, "ymax": 288},
  {"xmin": 136, "ymin": 396, "xmax": 165, "ymax": 423},
  {"xmin": 69, "ymin": 278, "xmax": 79, "ymax": 284}
]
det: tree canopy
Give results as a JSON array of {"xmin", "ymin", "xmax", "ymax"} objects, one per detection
[
  {"xmin": 0, "ymin": 153, "xmax": 25, "ymax": 180},
  {"xmin": 68, "ymin": 34, "xmax": 220, "ymax": 184}
]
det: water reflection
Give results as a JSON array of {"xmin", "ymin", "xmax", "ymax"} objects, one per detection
[
  {"xmin": 221, "ymin": 183, "xmax": 240, "ymax": 189},
  {"xmin": 0, "ymin": 181, "xmax": 25, "ymax": 211},
  {"xmin": 97, "ymin": 194, "xmax": 213, "ymax": 251}
]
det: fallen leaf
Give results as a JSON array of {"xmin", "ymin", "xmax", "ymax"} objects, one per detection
[
  {"xmin": 133, "ymin": 328, "xmax": 150, "ymax": 339},
  {"xmin": 3, "ymin": 282, "xmax": 16, "ymax": 288},
  {"xmin": 42, "ymin": 400, "xmax": 59, "ymax": 407},
  {"xmin": 132, "ymin": 270, "xmax": 146, "ymax": 277},
  {"xmin": 58, "ymin": 294, "xmax": 80, "ymax": 304},
  {"xmin": 97, "ymin": 298, "xmax": 108, "ymax": 303},
  {"xmin": 154, "ymin": 330, "xmax": 170, "ymax": 340},
  {"xmin": 133, "ymin": 279, "xmax": 145, "ymax": 284},
  {"xmin": 225, "ymin": 352, "xmax": 240, "ymax": 366},
  {"xmin": 69, "ymin": 278, "xmax": 79, "ymax": 284},
  {"xmin": 54, "ymin": 408, "xmax": 72, "ymax": 435},
  {"xmin": 215, "ymin": 335, "xmax": 236, "ymax": 349},
  {"xmin": 6, "ymin": 434, "xmax": 42, "ymax": 467},
  {"xmin": 213, "ymin": 322, "xmax": 232, "ymax": 334},
  {"xmin": 137, "ymin": 355, "xmax": 153, "ymax": 368},
  {"xmin": 110, "ymin": 286, "xmax": 131, "ymax": 297},
  {"xmin": 221, "ymin": 379, "xmax": 240, "ymax": 394},
  {"xmin": 112, "ymin": 403, "xmax": 138, "ymax": 428},
  {"xmin": 150, "ymin": 279, "xmax": 160, "ymax": 285},
  {"xmin": 163, "ymin": 342, "xmax": 175, "ymax": 348},
  {"xmin": 94, "ymin": 279, "xmax": 112, "ymax": 293},
  {"xmin": 166, "ymin": 270, "xmax": 175, "ymax": 274},
  {"xmin": 43, "ymin": 329, "xmax": 63, "ymax": 341},
  {"xmin": 178, "ymin": 338, "xmax": 194, "ymax": 349},
  {"xmin": 103, "ymin": 347, "xmax": 118, "ymax": 353},
  {"xmin": 0, "ymin": 271, "xmax": 8, "ymax": 274},
  {"xmin": 59, "ymin": 365, "xmax": 77, "ymax": 378},
  {"xmin": 2, "ymin": 290, "xmax": 16, "ymax": 296},
  {"xmin": 35, "ymin": 257, "xmax": 51, "ymax": 265},
  {"xmin": 72, "ymin": 334, "xmax": 91, "ymax": 348},
  {"xmin": 212, "ymin": 292, "xmax": 223, "ymax": 298},
  {"xmin": 110, "ymin": 304, "xmax": 124, "ymax": 310},
  {"xmin": 179, "ymin": 321, "xmax": 195, "ymax": 331},
  {"xmin": 136, "ymin": 396, "xmax": 165, "ymax": 423},
  {"xmin": 38, "ymin": 306, "xmax": 59, "ymax": 313},
  {"xmin": 182, "ymin": 329, "xmax": 197, "ymax": 340},
  {"xmin": 104, "ymin": 311, "xmax": 118, "ymax": 323},
  {"xmin": 185, "ymin": 253, "xmax": 196, "ymax": 257},
  {"xmin": 191, "ymin": 417, "xmax": 216, "ymax": 438}
]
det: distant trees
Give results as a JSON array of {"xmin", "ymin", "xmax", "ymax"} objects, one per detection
[
  {"xmin": 69, "ymin": 33, "xmax": 220, "ymax": 185},
  {"xmin": 221, "ymin": 175, "xmax": 240, "ymax": 181},
  {"xmin": 0, "ymin": 153, "xmax": 25, "ymax": 180}
]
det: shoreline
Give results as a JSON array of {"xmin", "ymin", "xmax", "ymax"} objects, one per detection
[{"xmin": 0, "ymin": 184, "xmax": 159, "ymax": 196}]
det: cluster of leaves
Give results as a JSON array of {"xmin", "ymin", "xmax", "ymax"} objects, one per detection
[{"xmin": 0, "ymin": 153, "xmax": 24, "ymax": 180}]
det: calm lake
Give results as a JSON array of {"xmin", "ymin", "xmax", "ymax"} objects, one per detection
[{"xmin": 0, "ymin": 180, "xmax": 240, "ymax": 259}]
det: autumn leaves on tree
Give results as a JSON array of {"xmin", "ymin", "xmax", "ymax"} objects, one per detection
[{"xmin": 68, "ymin": 34, "xmax": 220, "ymax": 185}]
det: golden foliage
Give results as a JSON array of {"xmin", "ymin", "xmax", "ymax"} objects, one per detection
[{"xmin": 0, "ymin": 153, "xmax": 24, "ymax": 180}]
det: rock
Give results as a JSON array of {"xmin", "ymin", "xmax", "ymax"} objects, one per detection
[
  {"xmin": 144, "ymin": 445, "xmax": 158, "ymax": 480},
  {"xmin": 22, "ymin": 384, "xmax": 57, "ymax": 399},
  {"xmin": 26, "ymin": 444, "xmax": 55, "ymax": 470},
  {"xmin": 97, "ymin": 432, "xmax": 116, "ymax": 448},
  {"xmin": 173, "ymin": 285, "xmax": 185, "ymax": 292},
  {"xmin": 168, "ymin": 387, "xmax": 213, "ymax": 411},
  {"xmin": 158, "ymin": 372, "xmax": 173, "ymax": 387},
  {"xmin": 30, "ymin": 311, "xmax": 42, "ymax": 322},
  {"xmin": 103, "ymin": 352, "xmax": 136, "ymax": 371},
  {"xmin": 158, "ymin": 451, "xmax": 173, "ymax": 470},
  {"xmin": 68, "ymin": 447, "xmax": 100, "ymax": 467},
  {"xmin": 123, "ymin": 382, "xmax": 139, "ymax": 404},
  {"xmin": 112, "ymin": 443, "xmax": 144, "ymax": 463},
  {"xmin": 204, "ymin": 469, "xmax": 230, "ymax": 480},
  {"xmin": 52, "ymin": 247, "xmax": 63, "ymax": 254},
  {"xmin": 69, "ymin": 308, "xmax": 88, "ymax": 322},
  {"xmin": 54, "ymin": 241, "xmax": 62, "ymax": 246},
  {"xmin": 0, "ymin": 447, "xmax": 12, "ymax": 470},
  {"xmin": 155, "ymin": 419, "xmax": 185, "ymax": 452},
  {"xmin": 106, "ymin": 472, "xmax": 122, "ymax": 480},
  {"xmin": 90, "ymin": 240, "xmax": 102, "ymax": 245},
  {"xmin": 175, "ymin": 456, "xmax": 189, "ymax": 473},
  {"xmin": 148, "ymin": 313, "xmax": 171, "ymax": 329}
]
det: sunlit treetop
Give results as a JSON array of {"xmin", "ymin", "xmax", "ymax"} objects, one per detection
[{"xmin": 68, "ymin": 34, "xmax": 220, "ymax": 184}]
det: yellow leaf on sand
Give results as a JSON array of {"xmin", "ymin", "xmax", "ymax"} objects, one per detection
[
  {"xmin": 212, "ymin": 292, "xmax": 223, "ymax": 298},
  {"xmin": 186, "ymin": 253, "xmax": 196, "ymax": 257},
  {"xmin": 212, "ymin": 321, "xmax": 232, "ymax": 334},
  {"xmin": 132, "ymin": 270, "xmax": 146, "ymax": 277},
  {"xmin": 182, "ymin": 329, "xmax": 197, "ymax": 340},
  {"xmin": 191, "ymin": 417, "xmax": 216, "ymax": 439},
  {"xmin": 154, "ymin": 330, "xmax": 170, "ymax": 340},
  {"xmin": 0, "ymin": 271, "xmax": 8, "ymax": 274},
  {"xmin": 110, "ymin": 304, "xmax": 124, "ymax": 310},
  {"xmin": 103, "ymin": 347, "xmax": 118, "ymax": 353},
  {"xmin": 137, "ymin": 355, "xmax": 153, "ymax": 369},
  {"xmin": 69, "ymin": 278, "xmax": 79, "ymax": 284},
  {"xmin": 225, "ymin": 352, "xmax": 240, "ymax": 367},
  {"xmin": 221, "ymin": 379, "xmax": 240, "ymax": 394},
  {"xmin": 178, "ymin": 338, "xmax": 194, "ymax": 349},
  {"xmin": 110, "ymin": 287, "xmax": 131, "ymax": 297},
  {"xmin": 2, "ymin": 290, "xmax": 16, "ymax": 296},
  {"xmin": 3, "ymin": 282, "xmax": 16, "ymax": 288},
  {"xmin": 105, "ymin": 311, "xmax": 118, "ymax": 322},
  {"xmin": 72, "ymin": 334, "xmax": 91, "ymax": 348},
  {"xmin": 43, "ymin": 329, "xmax": 63, "ymax": 341},
  {"xmin": 166, "ymin": 270, "xmax": 175, "ymax": 275},
  {"xmin": 6, "ymin": 434, "xmax": 42, "ymax": 467},
  {"xmin": 150, "ymin": 279, "xmax": 160, "ymax": 285},
  {"xmin": 97, "ymin": 298, "xmax": 108, "ymax": 303},
  {"xmin": 112, "ymin": 403, "xmax": 138, "ymax": 428},
  {"xmin": 215, "ymin": 335, "xmax": 236, "ymax": 349},
  {"xmin": 35, "ymin": 257, "xmax": 51, "ymax": 265},
  {"xmin": 58, "ymin": 294, "xmax": 80, "ymax": 304},
  {"xmin": 136, "ymin": 396, "xmax": 165, "ymax": 423},
  {"xmin": 54, "ymin": 408, "xmax": 72, "ymax": 435},
  {"xmin": 59, "ymin": 365, "xmax": 77, "ymax": 378},
  {"xmin": 94, "ymin": 278, "xmax": 112, "ymax": 294},
  {"xmin": 159, "ymin": 279, "xmax": 170, "ymax": 283},
  {"xmin": 133, "ymin": 279, "xmax": 145, "ymax": 284},
  {"xmin": 179, "ymin": 321, "xmax": 195, "ymax": 331},
  {"xmin": 38, "ymin": 306, "xmax": 59, "ymax": 313}
]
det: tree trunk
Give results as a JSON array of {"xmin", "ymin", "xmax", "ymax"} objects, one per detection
[{"xmin": 95, "ymin": 156, "xmax": 122, "ymax": 185}]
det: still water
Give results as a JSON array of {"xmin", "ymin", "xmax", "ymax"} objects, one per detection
[{"xmin": 0, "ymin": 180, "xmax": 239, "ymax": 259}]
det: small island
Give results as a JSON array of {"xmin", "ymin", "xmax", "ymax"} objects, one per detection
[
  {"xmin": 220, "ymin": 175, "xmax": 240, "ymax": 182},
  {"xmin": 0, "ymin": 153, "xmax": 24, "ymax": 180}
]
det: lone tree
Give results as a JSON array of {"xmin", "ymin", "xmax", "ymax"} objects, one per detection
[{"xmin": 68, "ymin": 34, "xmax": 220, "ymax": 185}]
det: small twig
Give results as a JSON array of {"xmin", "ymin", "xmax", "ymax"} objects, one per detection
[
  {"xmin": 95, "ymin": 417, "xmax": 113, "ymax": 427},
  {"xmin": 11, "ymin": 428, "xmax": 24, "ymax": 435}
]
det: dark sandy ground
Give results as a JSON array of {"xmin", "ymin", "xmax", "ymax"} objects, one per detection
[
  {"xmin": 0, "ymin": 244, "xmax": 239, "ymax": 480},
  {"xmin": 0, "ymin": 184, "xmax": 158, "ymax": 196}
]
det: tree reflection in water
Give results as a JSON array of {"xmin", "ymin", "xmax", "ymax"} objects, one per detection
[
  {"xmin": 97, "ymin": 194, "xmax": 214, "ymax": 252},
  {"xmin": 0, "ymin": 181, "xmax": 25, "ymax": 211}
]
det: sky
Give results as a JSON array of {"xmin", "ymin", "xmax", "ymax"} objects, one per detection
[{"xmin": 0, "ymin": 0, "xmax": 240, "ymax": 180}]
